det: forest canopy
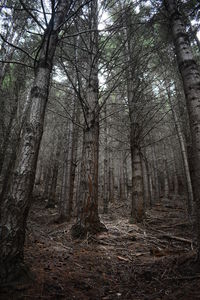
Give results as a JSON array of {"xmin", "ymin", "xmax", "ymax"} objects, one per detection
[{"xmin": 0, "ymin": 0, "xmax": 200, "ymax": 298}]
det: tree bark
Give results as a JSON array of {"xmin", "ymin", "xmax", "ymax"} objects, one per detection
[
  {"xmin": 167, "ymin": 88, "xmax": 193, "ymax": 214},
  {"xmin": 67, "ymin": 106, "xmax": 80, "ymax": 219},
  {"xmin": 47, "ymin": 139, "xmax": 61, "ymax": 208},
  {"xmin": 71, "ymin": 0, "xmax": 106, "ymax": 238},
  {"xmin": 164, "ymin": 0, "xmax": 200, "ymax": 256},
  {"xmin": 142, "ymin": 155, "xmax": 150, "ymax": 209},
  {"xmin": 163, "ymin": 142, "xmax": 169, "ymax": 199},
  {"xmin": 103, "ymin": 105, "xmax": 109, "ymax": 213},
  {"xmin": 151, "ymin": 142, "xmax": 160, "ymax": 203},
  {"xmin": 43, "ymin": 164, "xmax": 52, "ymax": 200},
  {"xmin": 0, "ymin": 1, "xmax": 70, "ymax": 284},
  {"xmin": 130, "ymin": 146, "xmax": 144, "ymax": 223},
  {"xmin": 59, "ymin": 121, "xmax": 71, "ymax": 220},
  {"xmin": 109, "ymin": 149, "xmax": 115, "ymax": 203},
  {"xmin": 0, "ymin": 101, "xmax": 18, "ymax": 175},
  {"xmin": 59, "ymin": 104, "xmax": 80, "ymax": 222}
]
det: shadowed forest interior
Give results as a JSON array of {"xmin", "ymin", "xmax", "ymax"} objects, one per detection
[{"xmin": 0, "ymin": 0, "xmax": 200, "ymax": 299}]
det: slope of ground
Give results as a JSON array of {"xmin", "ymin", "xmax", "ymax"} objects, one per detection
[{"xmin": 1, "ymin": 197, "xmax": 199, "ymax": 299}]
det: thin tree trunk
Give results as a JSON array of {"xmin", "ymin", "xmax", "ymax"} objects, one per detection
[
  {"xmin": 103, "ymin": 105, "xmax": 109, "ymax": 213},
  {"xmin": 167, "ymin": 89, "xmax": 193, "ymax": 214},
  {"xmin": 59, "ymin": 121, "xmax": 71, "ymax": 220},
  {"xmin": 142, "ymin": 155, "xmax": 149, "ymax": 209},
  {"xmin": 163, "ymin": 161, "xmax": 169, "ymax": 199},
  {"xmin": 43, "ymin": 164, "xmax": 52, "ymax": 200},
  {"xmin": 119, "ymin": 152, "xmax": 126, "ymax": 203},
  {"xmin": 151, "ymin": 142, "xmax": 160, "ymax": 203},
  {"xmin": 59, "ymin": 104, "xmax": 80, "ymax": 222},
  {"xmin": 0, "ymin": 102, "xmax": 18, "ymax": 175},
  {"xmin": 163, "ymin": 142, "xmax": 169, "ymax": 199},
  {"xmin": 143, "ymin": 150, "xmax": 152, "ymax": 207},
  {"xmin": 109, "ymin": 149, "xmax": 114, "ymax": 203},
  {"xmin": 173, "ymin": 156, "xmax": 179, "ymax": 199},
  {"xmin": 47, "ymin": 138, "xmax": 61, "ymax": 208}
]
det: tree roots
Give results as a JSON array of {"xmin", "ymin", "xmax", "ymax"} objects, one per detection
[{"xmin": 71, "ymin": 219, "xmax": 107, "ymax": 239}]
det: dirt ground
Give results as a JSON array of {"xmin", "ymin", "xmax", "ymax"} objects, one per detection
[{"xmin": 1, "ymin": 197, "xmax": 200, "ymax": 300}]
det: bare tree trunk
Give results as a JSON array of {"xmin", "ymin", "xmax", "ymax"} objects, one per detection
[
  {"xmin": 103, "ymin": 105, "xmax": 109, "ymax": 213},
  {"xmin": 173, "ymin": 158, "xmax": 179, "ymax": 199},
  {"xmin": 59, "ymin": 121, "xmax": 71, "ymax": 220},
  {"xmin": 67, "ymin": 108, "xmax": 80, "ymax": 219},
  {"xmin": 59, "ymin": 104, "xmax": 80, "ymax": 222},
  {"xmin": 142, "ymin": 155, "xmax": 149, "ymax": 209},
  {"xmin": 71, "ymin": 113, "xmax": 106, "ymax": 237},
  {"xmin": 34, "ymin": 160, "xmax": 43, "ymax": 188},
  {"xmin": 0, "ymin": 102, "xmax": 18, "ymax": 175},
  {"xmin": 0, "ymin": 86, "xmax": 32, "ymax": 201},
  {"xmin": 43, "ymin": 164, "xmax": 52, "ymax": 200},
  {"xmin": 47, "ymin": 165, "xmax": 58, "ymax": 208},
  {"xmin": 130, "ymin": 147, "xmax": 144, "ymax": 223},
  {"xmin": 109, "ymin": 149, "xmax": 114, "ymax": 203},
  {"xmin": 164, "ymin": 0, "xmax": 200, "ymax": 257},
  {"xmin": 71, "ymin": 1, "xmax": 106, "ymax": 238},
  {"xmin": 143, "ymin": 151, "xmax": 152, "ymax": 207},
  {"xmin": 151, "ymin": 142, "xmax": 160, "ymax": 203},
  {"xmin": 163, "ymin": 161, "xmax": 169, "ymax": 199},
  {"xmin": 47, "ymin": 138, "xmax": 61, "ymax": 208},
  {"xmin": 162, "ymin": 142, "xmax": 169, "ymax": 199},
  {"xmin": 118, "ymin": 152, "xmax": 126, "ymax": 203},
  {"xmin": 167, "ymin": 90, "xmax": 193, "ymax": 214},
  {"xmin": 149, "ymin": 172, "xmax": 153, "ymax": 207},
  {"xmin": 0, "ymin": 1, "xmax": 70, "ymax": 284}
]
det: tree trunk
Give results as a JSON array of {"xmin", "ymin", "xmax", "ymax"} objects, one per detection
[
  {"xmin": 163, "ymin": 162, "xmax": 169, "ymax": 199},
  {"xmin": 109, "ymin": 149, "xmax": 115, "ymax": 203},
  {"xmin": 59, "ymin": 105, "xmax": 80, "ymax": 222},
  {"xmin": 71, "ymin": 0, "xmax": 106, "ymax": 238},
  {"xmin": 0, "ymin": 102, "xmax": 18, "ymax": 175},
  {"xmin": 173, "ymin": 158, "xmax": 179, "ymax": 199},
  {"xmin": 0, "ymin": 1, "xmax": 70, "ymax": 284},
  {"xmin": 142, "ymin": 155, "xmax": 149, "ymax": 209},
  {"xmin": 130, "ymin": 146, "xmax": 144, "ymax": 223},
  {"xmin": 59, "ymin": 121, "xmax": 71, "ymax": 220},
  {"xmin": 167, "ymin": 88, "xmax": 193, "ymax": 214},
  {"xmin": 151, "ymin": 142, "xmax": 160, "ymax": 203},
  {"xmin": 47, "ymin": 139, "xmax": 61, "ymax": 208},
  {"xmin": 71, "ymin": 112, "xmax": 106, "ymax": 237},
  {"xmin": 103, "ymin": 105, "xmax": 109, "ymax": 213},
  {"xmin": 43, "ymin": 165, "xmax": 52, "ymax": 200},
  {"xmin": 118, "ymin": 153, "xmax": 126, "ymax": 203},
  {"xmin": 143, "ymin": 150, "xmax": 152, "ymax": 207},
  {"xmin": 67, "ymin": 107, "xmax": 80, "ymax": 220},
  {"xmin": 164, "ymin": 0, "xmax": 200, "ymax": 256}
]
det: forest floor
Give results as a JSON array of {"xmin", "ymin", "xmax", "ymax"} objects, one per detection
[{"xmin": 1, "ymin": 196, "xmax": 200, "ymax": 300}]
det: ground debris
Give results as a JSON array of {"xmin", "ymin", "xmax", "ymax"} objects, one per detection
[{"xmin": 1, "ymin": 197, "xmax": 199, "ymax": 300}]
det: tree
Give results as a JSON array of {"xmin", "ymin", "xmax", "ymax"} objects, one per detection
[
  {"xmin": 71, "ymin": 0, "xmax": 107, "ymax": 238},
  {"xmin": 164, "ymin": 0, "xmax": 200, "ymax": 258},
  {"xmin": 0, "ymin": 0, "xmax": 72, "ymax": 285}
]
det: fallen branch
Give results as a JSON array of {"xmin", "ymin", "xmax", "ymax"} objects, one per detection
[
  {"xmin": 117, "ymin": 255, "xmax": 130, "ymax": 262},
  {"xmin": 157, "ymin": 233, "xmax": 193, "ymax": 245}
]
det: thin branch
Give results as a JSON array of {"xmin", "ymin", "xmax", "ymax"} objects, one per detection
[
  {"xmin": 0, "ymin": 33, "xmax": 35, "ymax": 61},
  {"xmin": 19, "ymin": 0, "xmax": 45, "ymax": 31},
  {"xmin": 40, "ymin": 0, "xmax": 48, "ymax": 27},
  {"xmin": 0, "ymin": 60, "xmax": 33, "ymax": 69}
]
